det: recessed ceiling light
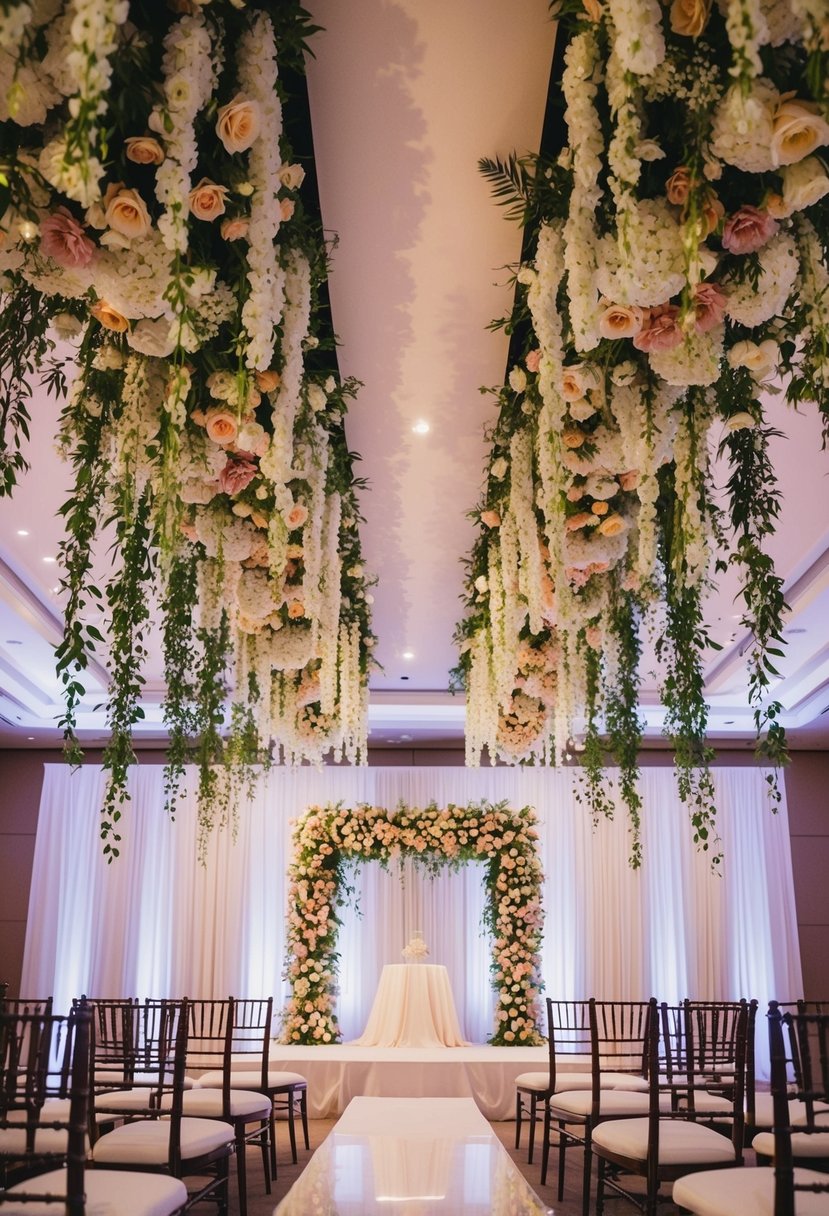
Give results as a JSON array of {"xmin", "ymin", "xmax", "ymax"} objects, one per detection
[
  {"xmin": 5, "ymin": 639, "xmax": 22, "ymax": 645},
  {"xmin": 400, "ymin": 675, "xmax": 410, "ymax": 681},
  {"xmin": 400, "ymin": 734, "xmax": 413, "ymax": 742},
  {"xmin": 16, "ymin": 529, "xmax": 29, "ymax": 537},
  {"xmin": 402, "ymin": 650, "xmax": 414, "ymax": 660},
  {"xmin": 42, "ymin": 556, "xmax": 56, "ymax": 564},
  {"xmin": 788, "ymin": 628, "xmax": 807, "ymax": 635},
  {"xmin": 412, "ymin": 420, "xmax": 430, "ymax": 435},
  {"xmin": 27, "ymin": 736, "xmax": 34, "ymax": 741},
  {"xmin": 723, "ymin": 720, "xmax": 735, "ymax": 725}
]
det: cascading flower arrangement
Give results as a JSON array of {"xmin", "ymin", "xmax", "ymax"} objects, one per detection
[
  {"xmin": 455, "ymin": 0, "xmax": 829, "ymax": 865},
  {"xmin": 0, "ymin": 0, "xmax": 376, "ymax": 857},
  {"xmin": 282, "ymin": 801, "xmax": 545, "ymax": 1046}
]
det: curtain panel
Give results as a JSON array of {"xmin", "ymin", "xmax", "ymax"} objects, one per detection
[{"xmin": 22, "ymin": 765, "xmax": 802, "ymax": 1059}]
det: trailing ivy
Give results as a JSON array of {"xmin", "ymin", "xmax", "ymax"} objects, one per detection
[
  {"xmin": 161, "ymin": 549, "xmax": 200, "ymax": 821},
  {"xmin": 604, "ymin": 595, "xmax": 645, "ymax": 868}
]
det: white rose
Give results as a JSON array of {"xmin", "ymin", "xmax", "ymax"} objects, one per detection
[
  {"xmin": 127, "ymin": 317, "xmax": 177, "ymax": 358},
  {"xmin": 508, "ymin": 366, "xmax": 527, "ymax": 393},
  {"xmin": 725, "ymin": 411, "xmax": 757, "ymax": 431},
  {"xmin": 782, "ymin": 156, "xmax": 829, "ymax": 213},
  {"xmin": 490, "ymin": 457, "xmax": 509, "ymax": 480},
  {"xmin": 93, "ymin": 344, "xmax": 125, "ymax": 371},
  {"xmin": 636, "ymin": 139, "xmax": 665, "ymax": 161},
  {"xmin": 568, "ymin": 398, "xmax": 597, "ymax": 422},
  {"xmin": 52, "ymin": 312, "xmax": 83, "ymax": 340},
  {"xmin": 279, "ymin": 163, "xmax": 305, "ymax": 190},
  {"xmin": 474, "ymin": 575, "xmax": 489, "ymax": 594},
  {"xmin": 727, "ymin": 339, "xmax": 779, "ymax": 382},
  {"xmin": 610, "ymin": 360, "xmax": 639, "ymax": 387},
  {"xmin": 307, "ymin": 383, "xmax": 326, "ymax": 411}
]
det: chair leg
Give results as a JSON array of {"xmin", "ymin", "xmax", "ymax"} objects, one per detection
[
  {"xmin": 235, "ymin": 1122, "xmax": 248, "ymax": 1216},
  {"xmin": 515, "ymin": 1090, "xmax": 523, "ymax": 1150},
  {"xmin": 527, "ymin": 1093, "xmax": 537, "ymax": 1164},
  {"xmin": 300, "ymin": 1087, "xmax": 309, "ymax": 1151},
  {"xmin": 255, "ymin": 1117, "xmax": 271, "ymax": 1194},
  {"xmin": 269, "ymin": 1108, "xmax": 278, "ymax": 1180},
  {"xmin": 540, "ymin": 1104, "xmax": 551, "ymax": 1187},
  {"xmin": 286, "ymin": 1089, "xmax": 298, "ymax": 1164},
  {"xmin": 581, "ymin": 1129, "xmax": 593, "ymax": 1216},
  {"xmin": 557, "ymin": 1122, "xmax": 567, "ymax": 1202},
  {"xmin": 595, "ymin": 1154, "xmax": 605, "ymax": 1216}
]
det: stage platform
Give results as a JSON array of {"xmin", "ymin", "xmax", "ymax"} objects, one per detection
[{"xmin": 248, "ymin": 1043, "xmax": 559, "ymax": 1120}]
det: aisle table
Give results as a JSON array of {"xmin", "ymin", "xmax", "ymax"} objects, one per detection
[
  {"xmin": 352, "ymin": 963, "xmax": 469, "ymax": 1048},
  {"xmin": 274, "ymin": 1096, "xmax": 552, "ymax": 1215}
]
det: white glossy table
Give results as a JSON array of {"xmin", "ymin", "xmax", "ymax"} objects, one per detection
[
  {"xmin": 352, "ymin": 963, "xmax": 469, "ymax": 1048},
  {"xmin": 273, "ymin": 1096, "xmax": 553, "ymax": 1215}
]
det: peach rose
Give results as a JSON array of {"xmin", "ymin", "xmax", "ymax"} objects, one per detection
[
  {"xmin": 618, "ymin": 470, "xmax": 640, "ymax": 491},
  {"xmin": 280, "ymin": 198, "xmax": 295, "ymax": 222},
  {"xmin": 220, "ymin": 216, "xmax": 249, "ymax": 241},
  {"xmin": 598, "ymin": 302, "xmax": 644, "ymax": 339},
  {"xmin": 480, "ymin": 510, "xmax": 501, "ymax": 528},
  {"xmin": 216, "ymin": 95, "xmax": 261, "ymax": 154},
  {"xmin": 285, "ymin": 503, "xmax": 309, "ymax": 530},
  {"xmin": 287, "ymin": 600, "xmax": 305, "ymax": 619},
  {"xmin": 561, "ymin": 362, "xmax": 600, "ymax": 401},
  {"xmin": 666, "ymin": 166, "xmax": 692, "ymax": 206},
  {"xmin": 670, "ymin": 0, "xmax": 712, "ymax": 37},
  {"xmin": 698, "ymin": 190, "xmax": 725, "ymax": 238},
  {"xmin": 764, "ymin": 192, "xmax": 790, "ymax": 220},
  {"xmin": 204, "ymin": 407, "xmax": 239, "ymax": 445},
  {"xmin": 583, "ymin": 0, "xmax": 602, "ymax": 18},
  {"xmin": 255, "ymin": 370, "xmax": 281, "ymax": 392},
  {"xmin": 770, "ymin": 99, "xmax": 829, "ymax": 167},
  {"xmin": 90, "ymin": 300, "xmax": 129, "ymax": 333},
  {"xmin": 103, "ymin": 184, "xmax": 152, "ymax": 239},
  {"xmin": 39, "ymin": 207, "xmax": 96, "ymax": 268},
  {"xmin": 562, "ymin": 427, "xmax": 586, "ymax": 449},
  {"xmin": 125, "ymin": 136, "xmax": 165, "ymax": 166},
  {"xmin": 188, "ymin": 178, "xmax": 229, "ymax": 221},
  {"xmin": 591, "ymin": 501, "xmax": 609, "ymax": 515},
  {"xmin": 525, "ymin": 348, "xmax": 541, "ymax": 373},
  {"xmin": 598, "ymin": 514, "xmax": 627, "ymax": 536},
  {"xmin": 566, "ymin": 512, "xmax": 594, "ymax": 531},
  {"xmin": 693, "ymin": 282, "xmax": 727, "ymax": 333}
]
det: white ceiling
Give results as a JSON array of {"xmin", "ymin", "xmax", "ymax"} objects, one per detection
[{"xmin": 1, "ymin": 0, "xmax": 829, "ymax": 751}]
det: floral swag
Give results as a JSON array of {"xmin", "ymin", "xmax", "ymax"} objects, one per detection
[
  {"xmin": 455, "ymin": 0, "xmax": 829, "ymax": 867},
  {"xmin": 0, "ymin": 1, "xmax": 375, "ymax": 857},
  {"xmin": 281, "ymin": 801, "xmax": 546, "ymax": 1047}
]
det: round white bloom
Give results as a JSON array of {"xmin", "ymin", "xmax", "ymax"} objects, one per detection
[
  {"xmin": 127, "ymin": 317, "xmax": 176, "ymax": 358},
  {"xmin": 648, "ymin": 327, "xmax": 724, "ymax": 387},
  {"xmin": 782, "ymin": 156, "xmax": 829, "ymax": 213},
  {"xmin": 490, "ymin": 457, "xmax": 509, "ymax": 480},
  {"xmin": 596, "ymin": 199, "xmax": 686, "ymax": 307},
  {"xmin": 710, "ymin": 81, "xmax": 777, "ymax": 174},
  {"xmin": 725, "ymin": 232, "xmax": 799, "ymax": 327}
]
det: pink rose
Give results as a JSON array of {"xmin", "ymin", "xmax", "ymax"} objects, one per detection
[
  {"xmin": 633, "ymin": 305, "xmax": 682, "ymax": 352},
  {"xmin": 693, "ymin": 281, "xmax": 727, "ymax": 332},
  {"xmin": 721, "ymin": 206, "xmax": 778, "ymax": 254},
  {"xmin": 218, "ymin": 458, "xmax": 258, "ymax": 495},
  {"xmin": 40, "ymin": 207, "xmax": 96, "ymax": 268},
  {"xmin": 285, "ymin": 503, "xmax": 308, "ymax": 530},
  {"xmin": 525, "ymin": 349, "xmax": 541, "ymax": 373}
]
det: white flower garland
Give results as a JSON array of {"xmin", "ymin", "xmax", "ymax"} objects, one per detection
[
  {"xmin": 606, "ymin": 0, "xmax": 666, "ymax": 76},
  {"xmin": 510, "ymin": 429, "xmax": 544, "ymax": 635},
  {"xmin": 526, "ymin": 222, "xmax": 568, "ymax": 430},
  {"xmin": 562, "ymin": 31, "xmax": 604, "ymax": 352},
  {"xmin": 238, "ymin": 11, "xmax": 285, "ymax": 371},
  {"xmin": 260, "ymin": 251, "xmax": 311, "ymax": 485},
  {"xmin": 796, "ymin": 217, "xmax": 829, "ymax": 389},
  {"xmin": 725, "ymin": 0, "xmax": 769, "ymax": 82},
  {"xmin": 672, "ymin": 399, "xmax": 715, "ymax": 588}
]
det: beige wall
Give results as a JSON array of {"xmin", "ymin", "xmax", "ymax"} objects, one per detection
[{"xmin": 1, "ymin": 747, "xmax": 826, "ymax": 998}]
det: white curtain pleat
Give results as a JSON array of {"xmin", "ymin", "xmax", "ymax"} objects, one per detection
[{"xmin": 22, "ymin": 763, "xmax": 803, "ymax": 1060}]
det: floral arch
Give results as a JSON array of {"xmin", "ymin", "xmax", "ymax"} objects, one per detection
[{"xmin": 281, "ymin": 800, "xmax": 545, "ymax": 1046}]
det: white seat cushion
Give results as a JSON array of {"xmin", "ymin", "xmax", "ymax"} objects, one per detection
[
  {"xmin": 751, "ymin": 1093, "xmax": 829, "ymax": 1130},
  {"xmin": 169, "ymin": 1088, "xmax": 272, "ymax": 1119},
  {"xmin": 516, "ymin": 1071, "xmax": 550, "ymax": 1092},
  {"xmin": 593, "ymin": 1116, "xmax": 736, "ymax": 1165},
  {"xmin": 753, "ymin": 1129, "xmax": 829, "ymax": 1158},
  {"xmin": 548, "ymin": 1089, "xmax": 654, "ymax": 1119},
  {"xmin": 685, "ymin": 1091, "xmax": 734, "ymax": 1115},
  {"xmin": 95, "ymin": 1087, "xmax": 156, "ymax": 1115},
  {"xmin": 516, "ymin": 1070, "xmax": 649, "ymax": 1095},
  {"xmin": 194, "ymin": 1069, "xmax": 307, "ymax": 1091},
  {"xmin": 673, "ymin": 1166, "xmax": 829, "ymax": 1215},
  {"xmin": 0, "ymin": 1126, "xmax": 72, "ymax": 1154},
  {"xmin": 1, "ymin": 1167, "xmax": 187, "ymax": 1216},
  {"xmin": 91, "ymin": 1116, "xmax": 233, "ymax": 1165}
]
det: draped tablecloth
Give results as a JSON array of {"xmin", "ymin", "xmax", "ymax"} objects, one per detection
[{"xmin": 352, "ymin": 963, "xmax": 469, "ymax": 1048}]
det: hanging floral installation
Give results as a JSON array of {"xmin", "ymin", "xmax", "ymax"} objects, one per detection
[
  {"xmin": 0, "ymin": 1, "xmax": 375, "ymax": 857},
  {"xmin": 454, "ymin": 2, "xmax": 829, "ymax": 864},
  {"xmin": 281, "ymin": 801, "xmax": 545, "ymax": 1046}
]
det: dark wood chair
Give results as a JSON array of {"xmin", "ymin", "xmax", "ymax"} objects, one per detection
[
  {"xmin": 1, "ymin": 1001, "xmax": 187, "ymax": 1215},
  {"xmin": 592, "ymin": 998, "xmax": 748, "ymax": 1216},
  {"xmin": 178, "ymin": 997, "xmax": 272, "ymax": 1216},
  {"xmin": 88, "ymin": 998, "xmax": 235, "ymax": 1212},
  {"xmin": 191, "ymin": 997, "xmax": 308, "ymax": 1177},
  {"xmin": 674, "ymin": 1000, "xmax": 829, "ymax": 1216},
  {"xmin": 542, "ymin": 998, "xmax": 653, "ymax": 1214}
]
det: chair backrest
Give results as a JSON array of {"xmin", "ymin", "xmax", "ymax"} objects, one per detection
[
  {"xmin": 0, "ymin": 1001, "xmax": 91, "ymax": 1215},
  {"xmin": 684, "ymin": 999, "xmax": 750, "ymax": 1083},
  {"xmin": 545, "ymin": 999, "xmax": 592, "ymax": 1096},
  {"xmin": 0, "ymin": 997, "xmax": 54, "ymax": 1018},
  {"xmin": 659, "ymin": 1003, "xmax": 687, "ymax": 1091},
  {"xmin": 230, "ymin": 997, "xmax": 274, "ymax": 1091},
  {"xmin": 769, "ymin": 1001, "xmax": 829, "ymax": 1216},
  {"xmin": 588, "ymin": 999, "xmax": 654, "ymax": 1114}
]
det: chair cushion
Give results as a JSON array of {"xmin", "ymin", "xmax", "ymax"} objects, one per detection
[
  {"xmin": 673, "ymin": 1166, "xmax": 829, "ymax": 1216},
  {"xmin": 173, "ymin": 1088, "xmax": 272, "ymax": 1119},
  {"xmin": 548, "ymin": 1089, "xmax": 651, "ymax": 1119},
  {"xmin": 751, "ymin": 1093, "xmax": 829, "ymax": 1130},
  {"xmin": 516, "ymin": 1072, "xmax": 550, "ymax": 1092},
  {"xmin": 91, "ymin": 1116, "xmax": 234, "ymax": 1165},
  {"xmin": 1, "ymin": 1167, "xmax": 187, "ymax": 1216},
  {"xmin": 685, "ymin": 1091, "xmax": 734, "ymax": 1115},
  {"xmin": 95, "ymin": 1087, "xmax": 156, "ymax": 1115},
  {"xmin": 592, "ymin": 1116, "xmax": 737, "ymax": 1166},
  {"xmin": 194, "ymin": 1069, "xmax": 307, "ymax": 1091},
  {"xmin": 753, "ymin": 1129, "xmax": 829, "ymax": 1158},
  {"xmin": 0, "ymin": 1126, "xmax": 71, "ymax": 1154}
]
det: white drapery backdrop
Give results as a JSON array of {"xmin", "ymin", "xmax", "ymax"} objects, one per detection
[{"xmin": 22, "ymin": 764, "xmax": 802, "ymax": 1052}]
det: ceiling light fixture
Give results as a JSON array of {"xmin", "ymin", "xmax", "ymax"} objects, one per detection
[
  {"xmin": 42, "ymin": 556, "xmax": 56, "ymax": 563},
  {"xmin": 16, "ymin": 529, "xmax": 29, "ymax": 536},
  {"xmin": 402, "ymin": 650, "xmax": 414, "ymax": 660},
  {"xmin": 411, "ymin": 420, "xmax": 430, "ymax": 435}
]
